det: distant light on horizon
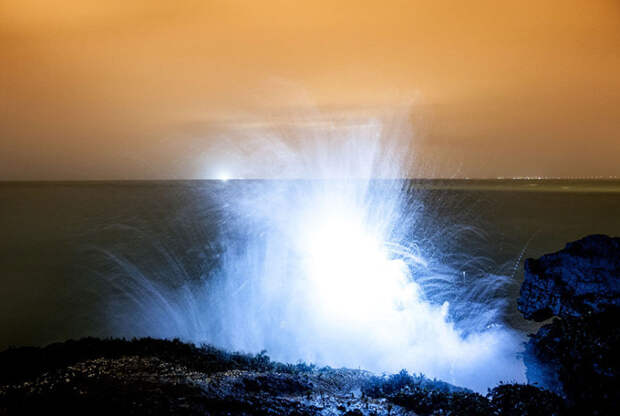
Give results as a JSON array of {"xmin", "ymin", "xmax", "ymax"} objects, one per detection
[{"xmin": 216, "ymin": 171, "xmax": 232, "ymax": 182}]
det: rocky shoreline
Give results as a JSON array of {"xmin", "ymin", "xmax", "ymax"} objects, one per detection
[
  {"xmin": 0, "ymin": 337, "xmax": 565, "ymax": 416},
  {"xmin": 1, "ymin": 235, "xmax": 618, "ymax": 415},
  {"xmin": 519, "ymin": 234, "xmax": 620, "ymax": 414}
]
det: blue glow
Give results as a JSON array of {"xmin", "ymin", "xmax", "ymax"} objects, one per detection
[{"xmin": 105, "ymin": 110, "xmax": 526, "ymax": 393}]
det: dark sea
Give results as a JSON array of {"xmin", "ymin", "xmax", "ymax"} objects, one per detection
[{"xmin": 1, "ymin": 180, "xmax": 620, "ymax": 351}]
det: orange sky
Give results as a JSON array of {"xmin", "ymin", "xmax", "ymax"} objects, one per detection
[{"xmin": 1, "ymin": 0, "xmax": 619, "ymax": 179}]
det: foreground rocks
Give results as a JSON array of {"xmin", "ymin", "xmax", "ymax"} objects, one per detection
[
  {"xmin": 519, "ymin": 234, "xmax": 620, "ymax": 415},
  {"xmin": 519, "ymin": 234, "xmax": 620, "ymax": 321},
  {"xmin": 1, "ymin": 338, "xmax": 563, "ymax": 416}
]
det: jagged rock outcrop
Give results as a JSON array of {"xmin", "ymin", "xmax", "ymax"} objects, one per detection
[
  {"xmin": 523, "ymin": 308, "xmax": 620, "ymax": 411},
  {"xmin": 518, "ymin": 235, "xmax": 620, "ymax": 415},
  {"xmin": 518, "ymin": 234, "xmax": 620, "ymax": 321},
  {"xmin": 0, "ymin": 338, "xmax": 564, "ymax": 416}
]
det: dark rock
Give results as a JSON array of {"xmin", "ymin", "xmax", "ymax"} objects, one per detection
[
  {"xmin": 487, "ymin": 384, "xmax": 566, "ymax": 416},
  {"xmin": 384, "ymin": 383, "xmax": 564, "ymax": 416},
  {"xmin": 361, "ymin": 370, "xmax": 565, "ymax": 416},
  {"xmin": 360, "ymin": 369, "xmax": 468, "ymax": 398},
  {"xmin": 0, "ymin": 337, "xmax": 290, "ymax": 387},
  {"xmin": 390, "ymin": 388, "xmax": 494, "ymax": 416},
  {"xmin": 523, "ymin": 308, "xmax": 620, "ymax": 413},
  {"xmin": 518, "ymin": 234, "xmax": 620, "ymax": 321},
  {"xmin": 0, "ymin": 338, "xmax": 413, "ymax": 415},
  {"xmin": 0, "ymin": 338, "xmax": 565, "ymax": 415},
  {"xmin": 518, "ymin": 235, "xmax": 620, "ymax": 415}
]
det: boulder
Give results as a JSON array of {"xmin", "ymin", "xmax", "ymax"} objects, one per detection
[
  {"xmin": 523, "ymin": 307, "xmax": 620, "ymax": 411},
  {"xmin": 518, "ymin": 234, "xmax": 620, "ymax": 321},
  {"xmin": 518, "ymin": 235, "xmax": 620, "ymax": 415}
]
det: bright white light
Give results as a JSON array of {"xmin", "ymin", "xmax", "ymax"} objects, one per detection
[
  {"xmin": 196, "ymin": 113, "xmax": 527, "ymax": 392},
  {"xmin": 302, "ymin": 211, "xmax": 411, "ymax": 323},
  {"xmin": 111, "ymin": 109, "xmax": 526, "ymax": 393},
  {"xmin": 216, "ymin": 171, "xmax": 231, "ymax": 182}
]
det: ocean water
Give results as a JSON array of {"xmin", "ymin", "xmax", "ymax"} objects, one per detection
[{"xmin": 1, "ymin": 180, "xmax": 619, "ymax": 352}]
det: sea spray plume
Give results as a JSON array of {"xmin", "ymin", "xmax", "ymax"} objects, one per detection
[
  {"xmin": 88, "ymin": 233, "xmax": 209, "ymax": 341},
  {"xmin": 85, "ymin": 192, "xmax": 223, "ymax": 341},
  {"xmin": 204, "ymin": 110, "xmax": 525, "ymax": 392},
  {"xmin": 95, "ymin": 109, "xmax": 525, "ymax": 393}
]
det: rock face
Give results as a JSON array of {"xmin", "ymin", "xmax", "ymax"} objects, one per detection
[
  {"xmin": 518, "ymin": 234, "xmax": 620, "ymax": 415},
  {"xmin": 523, "ymin": 309, "xmax": 620, "ymax": 408},
  {"xmin": 518, "ymin": 234, "xmax": 620, "ymax": 321},
  {"xmin": 0, "ymin": 338, "xmax": 564, "ymax": 416}
]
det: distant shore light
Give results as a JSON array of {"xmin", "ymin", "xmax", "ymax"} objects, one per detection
[{"xmin": 216, "ymin": 171, "xmax": 232, "ymax": 182}]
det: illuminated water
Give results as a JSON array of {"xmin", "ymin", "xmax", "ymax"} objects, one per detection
[{"xmin": 2, "ymin": 179, "xmax": 620, "ymax": 392}]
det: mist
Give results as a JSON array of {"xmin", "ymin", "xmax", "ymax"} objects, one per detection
[{"xmin": 100, "ymin": 111, "xmax": 526, "ymax": 392}]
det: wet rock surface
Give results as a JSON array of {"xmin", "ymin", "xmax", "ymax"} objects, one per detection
[
  {"xmin": 519, "ymin": 234, "xmax": 620, "ymax": 415},
  {"xmin": 519, "ymin": 234, "xmax": 620, "ymax": 321},
  {"xmin": 1, "ymin": 338, "xmax": 563, "ymax": 416}
]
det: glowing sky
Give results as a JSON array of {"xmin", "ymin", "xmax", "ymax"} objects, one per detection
[{"xmin": 1, "ymin": 0, "xmax": 619, "ymax": 179}]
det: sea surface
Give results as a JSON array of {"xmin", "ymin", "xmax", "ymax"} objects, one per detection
[{"xmin": 1, "ymin": 180, "xmax": 620, "ymax": 350}]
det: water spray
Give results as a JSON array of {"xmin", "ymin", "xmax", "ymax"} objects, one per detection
[{"xmin": 103, "ymin": 110, "xmax": 526, "ymax": 393}]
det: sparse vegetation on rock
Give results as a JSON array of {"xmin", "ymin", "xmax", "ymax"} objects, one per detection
[{"xmin": 1, "ymin": 338, "xmax": 565, "ymax": 416}]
